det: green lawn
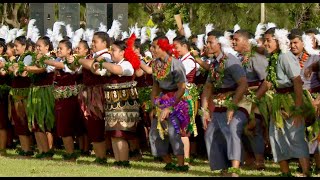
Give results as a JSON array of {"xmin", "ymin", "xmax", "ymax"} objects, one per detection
[{"xmin": 0, "ymin": 149, "xmax": 319, "ymax": 177}]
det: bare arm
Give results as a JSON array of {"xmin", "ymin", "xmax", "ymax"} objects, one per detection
[
  {"xmin": 201, "ymin": 82, "xmax": 213, "ymax": 110},
  {"xmin": 79, "ymin": 58, "xmax": 94, "ymax": 70},
  {"xmin": 150, "ymin": 80, "xmax": 161, "ymax": 110},
  {"xmin": 140, "ymin": 62, "xmax": 153, "ymax": 74},
  {"xmin": 255, "ymin": 80, "xmax": 271, "ymax": 100},
  {"xmin": 24, "ymin": 66, "xmax": 46, "ymax": 74},
  {"xmin": 102, "ymin": 62, "xmax": 124, "ymax": 76},
  {"xmin": 44, "ymin": 60, "xmax": 64, "ymax": 69},
  {"xmin": 135, "ymin": 68, "xmax": 144, "ymax": 77},
  {"xmin": 194, "ymin": 56, "xmax": 210, "ymax": 71},
  {"xmin": 293, "ymin": 76, "xmax": 303, "ymax": 107},
  {"xmin": 174, "ymin": 82, "xmax": 186, "ymax": 104},
  {"xmin": 233, "ymin": 76, "xmax": 248, "ymax": 105}
]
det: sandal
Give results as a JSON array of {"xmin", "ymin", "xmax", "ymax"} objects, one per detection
[
  {"xmin": 164, "ymin": 162, "xmax": 176, "ymax": 171},
  {"xmin": 114, "ymin": 160, "xmax": 130, "ymax": 167},
  {"xmin": 62, "ymin": 152, "xmax": 79, "ymax": 161},
  {"xmin": 93, "ymin": 157, "xmax": 108, "ymax": 165},
  {"xmin": 175, "ymin": 165, "xmax": 189, "ymax": 172}
]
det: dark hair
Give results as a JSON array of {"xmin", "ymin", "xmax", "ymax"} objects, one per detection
[
  {"xmin": 234, "ymin": 29, "xmax": 252, "ymax": 40},
  {"xmin": 59, "ymin": 39, "xmax": 73, "ymax": 55},
  {"xmin": 288, "ymin": 28, "xmax": 303, "ymax": 40},
  {"xmin": 26, "ymin": 39, "xmax": 36, "ymax": 51},
  {"xmin": 305, "ymin": 28, "xmax": 319, "ymax": 35},
  {"xmin": 0, "ymin": 38, "xmax": 6, "ymax": 55},
  {"xmin": 79, "ymin": 40, "xmax": 90, "ymax": 55},
  {"xmin": 134, "ymin": 39, "xmax": 141, "ymax": 50},
  {"xmin": 153, "ymin": 35, "xmax": 168, "ymax": 42},
  {"xmin": 264, "ymin": 27, "xmax": 276, "ymax": 36},
  {"xmin": 112, "ymin": 40, "xmax": 126, "ymax": 51},
  {"xmin": 6, "ymin": 42, "xmax": 14, "ymax": 49},
  {"xmin": 140, "ymin": 40, "xmax": 151, "ymax": 55},
  {"xmin": 94, "ymin": 31, "xmax": 111, "ymax": 47},
  {"xmin": 190, "ymin": 34, "xmax": 197, "ymax": 39},
  {"xmin": 15, "ymin": 36, "xmax": 29, "ymax": 51},
  {"xmin": 190, "ymin": 43, "xmax": 200, "ymax": 55},
  {"xmin": 62, "ymin": 35, "xmax": 71, "ymax": 41},
  {"xmin": 207, "ymin": 30, "xmax": 224, "ymax": 38},
  {"xmin": 38, "ymin": 36, "xmax": 54, "ymax": 51},
  {"xmin": 173, "ymin": 35, "xmax": 190, "ymax": 50}
]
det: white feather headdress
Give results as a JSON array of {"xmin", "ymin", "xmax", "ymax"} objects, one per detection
[
  {"xmin": 218, "ymin": 36, "xmax": 237, "ymax": 56},
  {"xmin": 65, "ymin": 24, "xmax": 74, "ymax": 38},
  {"xmin": 107, "ymin": 20, "xmax": 122, "ymax": 40},
  {"xmin": 302, "ymin": 34, "xmax": 320, "ymax": 55},
  {"xmin": 82, "ymin": 28, "xmax": 95, "ymax": 48},
  {"xmin": 129, "ymin": 23, "xmax": 141, "ymax": 39},
  {"xmin": 224, "ymin": 31, "xmax": 233, "ymax": 40},
  {"xmin": 98, "ymin": 22, "xmax": 107, "ymax": 33},
  {"xmin": 249, "ymin": 38, "xmax": 258, "ymax": 47},
  {"xmin": 46, "ymin": 21, "xmax": 65, "ymax": 50},
  {"xmin": 182, "ymin": 23, "xmax": 192, "ymax": 39},
  {"xmin": 140, "ymin": 27, "xmax": 149, "ymax": 44},
  {"xmin": 196, "ymin": 34, "xmax": 205, "ymax": 51},
  {"xmin": 255, "ymin": 23, "xmax": 265, "ymax": 40},
  {"xmin": 205, "ymin": 24, "xmax": 214, "ymax": 42},
  {"xmin": 71, "ymin": 28, "xmax": 84, "ymax": 49},
  {"xmin": 26, "ymin": 19, "xmax": 40, "ymax": 43},
  {"xmin": 265, "ymin": 22, "xmax": 276, "ymax": 32},
  {"xmin": 150, "ymin": 26, "xmax": 158, "ymax": 42},
  {"xmin": 233, "ymin": 24, "xmax": 240, "ymax": 33},
  {"xmin": 0, "ymin": 25, "xmax": 10, "ymax": 43},
  {"xmin": 274, "ymin": 28, "xmax": 290, "ymax": 53},
  {"xmin": 16, "ymin": 28, "xmax": 25, "ymax": 38},
  {"xmin": 165, "ymin": 29, "xmax": 177, "ymax": 44},
  {"xmin": 7, "ymin": 28, "xmax": 18, "ymax": 43},
  {"xmin": 121, "ymin": 31, "xmax": 129, "ymax": 41},
  {"xmin": 314, "ymin": 28, "xmax": 320, "ymax": 46}
]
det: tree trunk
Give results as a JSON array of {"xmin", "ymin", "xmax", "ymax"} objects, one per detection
[{"xmin": 3, "ymin": 3, "xmax": 21, "ymax": 28}]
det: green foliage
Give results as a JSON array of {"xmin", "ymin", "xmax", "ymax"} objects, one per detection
[{"xmin": 128, "ymin": 3, "xmax": 150, "ymax": 28}]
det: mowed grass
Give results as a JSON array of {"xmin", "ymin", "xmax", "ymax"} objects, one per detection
[{"xmin": 0, "ymin": 149, "xmax": 319, "ymax": 177}]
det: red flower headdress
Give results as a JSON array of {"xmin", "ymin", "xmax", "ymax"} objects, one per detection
[
  {"xmin": 157, "ymin": 39, "xmax": 179, "ymax": 59},
  {"xmin": 124, "ymin": 33, "xmax": 141, "ymax": 70}
]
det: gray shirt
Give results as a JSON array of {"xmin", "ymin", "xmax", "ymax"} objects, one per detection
[
  {"xmin": 153, "ymin": 55, "xmax": 187, "ymax": 91},
  {"xmin": 300, "ymin": 54, "xmax": 320, "ymax": 90},
  {"xmin": 239, "ymin": 52, "xmax": 268, "ymax": 83},
  {"xmin": 275, "ymin": 51, "xmax": 301, "ymax": 88},
  {"xmin": 18, "ymin": 55, "xmax": 32, "ymax": 66},
  {"xmin": 206, "ymin": 52, "xmax": 246, "ymax": 89}
]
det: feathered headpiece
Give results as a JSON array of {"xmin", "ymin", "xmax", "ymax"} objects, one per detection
[
  {"xmin": 26, "ymin": 19, "xmax": 40, "ymax": 43},
  {"xmin": 182, "ymin": 23, "xmax": 192, "ymax": 39},
  {"xmin": 150, "ymin": 26, "xmax": 158, "ymax": 42},
  {"xmin": 65, "ymin": 24, "xmax": 74, "ymax": 38},
  {"xmin": 46, "ymin": 21, "xmax": 65, "ymax": 50},
  {"xmin": 196, "ymin": 34, "xmax": 205, "ymax": 51},
  {"xmin": 205, "ymin": 24, "xmax": 214, "ymax": 42},
  {"xmin": 129, "ymin": 23, "xmax": 141, "ymax": 39},
  {"xmin": 121, "ymin": 31, "xmax": 129, "ymax": 41},
  {"xmin": 265, "ymin": 22, "xmax": 277, "ymax": 32},
  {"xmin": 218, "ymin": 36, "xmax": 237, "ymax": 56},
  {"xmin": 124, "ymin": 33, "xmax": 141, "ymax": 70},
  {"xmin": 302, "ymin": 34, "xmax": 320, "ymax": 55},
  {"xmin": 82, "ymin": 28, "xmax": 95, "ymax": 48},
  {"xmin": 165, "ymin": 29, "xmax": 177, "ymax": 44},
  {"xmin": 157, "ymin": 38, "xmax": 179, "ymax": 59},
  {"xmin": 249, "ymin": 38, "xmax": 258, "ymax": 47},
  {"xmin": 274, "ymin": 28, "xmax": 290, "ymax": 53},
  {"xmin": 140, "ymin": 27, "xmax": 149, "ymax": 44},
  {"xmin": 107, "ymin": 20, "xmax": 122, "ymax": 40},
  {"xmin": 255, "ymin": 23, "xmax": 265, "ymax": 40},
  {"xmin": 7, "ymin": 28, "xmax": 18, "ymax": 43},
  {"xmin": 233, "ymin": 24, "xmax": 240, "ymax": 33},
  {"xmin": 314, "ymin": 28, "xmax": 320, "ymax": 46},
  {"xmin": 0, "ymin": 25, "xmax": 9, "ymax": 43},
  {"xmin": 71, "ymin": 28, "xmax": 84, "ymax": 49},
  {"xmin": 98, "ymin": 22, "xmax": 108, "ymax": 33}
]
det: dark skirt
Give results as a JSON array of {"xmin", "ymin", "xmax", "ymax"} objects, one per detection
[{"xmin": 55, "ymin": 95, "xmax": 83, "ymax": 137}]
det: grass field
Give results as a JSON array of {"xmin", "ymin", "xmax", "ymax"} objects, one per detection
[{"xmin": 0, "ymin": 149, "xmax": 319, "ymax": 177}]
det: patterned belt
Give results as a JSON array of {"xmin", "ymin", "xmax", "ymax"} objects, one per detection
[
  {"xmin": 104, "ymin": 81, "xmax": 137, "ymax": 90},
  {"xmin": 53, "ymin": 84, "xmax": 83, "ymax": 99}
]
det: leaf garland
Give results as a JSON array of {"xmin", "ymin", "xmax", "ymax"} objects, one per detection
[
  {"xmin": 266, "ymin": 52, "xmax": 279, "ymax": 89},
  {"xmin": 152, "ymin": 56, "xmax": 172, "ymax": 81}
]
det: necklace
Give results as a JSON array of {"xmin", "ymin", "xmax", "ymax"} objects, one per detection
[
  {"xmin": 152, "ymin": 56, "xmax": 172, "ymax": 81},
  {"xmin": 266, "ymin": 52, "xmax": 279, "ymax": 88},
  {"xmin": 299, "ymin": 52, "xmax": 309, "ymax": 68},
  {"xmin": 209, "ymin": 54, "xmax": 227, "ymax": 90}
]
